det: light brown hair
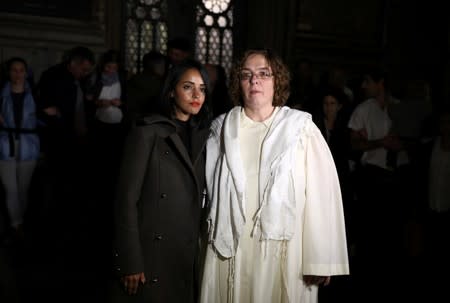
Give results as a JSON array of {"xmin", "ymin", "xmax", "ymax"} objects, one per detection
[{"xmin": 229, "ymin": 49, "xmax": 290, "ymax": 106}]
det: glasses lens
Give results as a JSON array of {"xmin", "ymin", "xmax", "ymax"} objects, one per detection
[
  {"xmin": 240, "ymin": 72, "xmax": 251, "ymax": 80},
  {"xmin": 240, "ymin": 70, "xmax": 272, "ymax": 80}
]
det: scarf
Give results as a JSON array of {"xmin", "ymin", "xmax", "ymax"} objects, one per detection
[{"xmin": 206, "ymin": 106, "xmax": 313, "ymax": 258}]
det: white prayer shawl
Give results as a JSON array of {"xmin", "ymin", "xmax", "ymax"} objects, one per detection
[{"xmin": 206, "ymin": 106, "xmax": 312, "ymax": 258}]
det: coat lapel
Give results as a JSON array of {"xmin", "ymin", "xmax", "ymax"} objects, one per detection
[
  {"xmin": 167, "ymin": 133, "xmax": 195, "ymax": 173},
  {"xmin": 167, "ymin": 124, "xmax": 209, "ymax": 203}
]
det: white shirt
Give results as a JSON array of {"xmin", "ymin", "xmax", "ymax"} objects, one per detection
[{"xmin": 348, "ymin": 98, "xmax": 408, "ymax": 169}]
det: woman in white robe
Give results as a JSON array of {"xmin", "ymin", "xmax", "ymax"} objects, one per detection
[{"xmin": 200, "ymin": 49, "xmax": 349, "ymax": 303}]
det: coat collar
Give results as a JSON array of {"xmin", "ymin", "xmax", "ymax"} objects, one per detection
[
  {"xmin": 167, "ymin": 122, "xmax": 209, "ymax": 168},
  {"xmin": 139, "ymin": 113, "xmax": 210, "ymax": 168}
]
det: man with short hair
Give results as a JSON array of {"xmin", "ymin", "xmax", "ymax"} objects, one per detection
[
  {"xmin": 35, "ymin": 46, "xmax": 95, "ymax": 228},
  {"xmin": 37, "ymin": 46, "xmax": 95, "ymax": 144},
  {"xmin": 347, "ymin": 67, "xmax": 411, "ymax": 299}
]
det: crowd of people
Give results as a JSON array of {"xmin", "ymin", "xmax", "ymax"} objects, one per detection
[{"xmin": 0, "ymin": 38, "xmax": 448, "ymax": 303}]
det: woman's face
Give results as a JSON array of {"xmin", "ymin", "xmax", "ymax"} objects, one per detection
[
  {"xmin": 240, "ymin": 54, "xmax": 274, "ymax": 110},
  {"xmin": 9, "ymin": 61, "xmax": 27, "ymax": 85},
  {"xmin": 172, "ymin": 68, "xmax": 206, "ymax": 121},
  {"xmin": 322, "ymin": 95, "xmax": 342, "ymax": 119},
  {"xmin": 103, "ymin": 62, "xmax": 118, "ymax": 75}
]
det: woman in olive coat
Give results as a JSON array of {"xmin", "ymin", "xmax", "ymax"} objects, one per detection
[{"xmin": 112, "ymin": 59, "xmax": 211, "ymax": 303}]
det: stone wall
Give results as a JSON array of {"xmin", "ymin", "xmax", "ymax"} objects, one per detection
[{"xmin": 0, "ymin": 0, "xmax": 122, "ymax": 81}]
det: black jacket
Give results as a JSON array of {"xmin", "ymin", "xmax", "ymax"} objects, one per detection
[{"xmin": 113, "ymin": 114, "xmax": 209, "ymax": 303}]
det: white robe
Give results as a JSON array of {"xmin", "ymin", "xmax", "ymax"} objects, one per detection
[{"xmin": 200, "ymin": 107, "xmax": 349, "ymax": 303}]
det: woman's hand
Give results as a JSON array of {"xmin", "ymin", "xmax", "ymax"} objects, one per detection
[
  {"xmin": 303, "ymin": 275, "xmax": 331, "ymax": 286},
  {"xmin": 121, "ymin": 272, "xmax": 146, "ymax": 295}
]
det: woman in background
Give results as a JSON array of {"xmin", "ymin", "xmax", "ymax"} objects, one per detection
[{"xmin": 0, "ymin": 57, "xmax": 40, "ymax": 238}]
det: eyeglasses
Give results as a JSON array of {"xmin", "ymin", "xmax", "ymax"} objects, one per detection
[{"xmin": 239, "ymin": 70, "xmax": 273, "ymax": 81}]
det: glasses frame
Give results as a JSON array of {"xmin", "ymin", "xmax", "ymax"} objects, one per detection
[{"xmin": 239, "ymin": 69, "xmax": 274, "ymax": 81}]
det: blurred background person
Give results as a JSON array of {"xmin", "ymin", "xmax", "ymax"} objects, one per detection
[
  {"xmin": 33, "ymin": 47, "xmax": 96, "ymax": 287},
  {"xmin": 84, "ymin": 49, "xmax": 128, "ymax": 278},
  {"xmin": 287, "ymin": 58, "xmax": 317, "ymax": 111},
  {"xmin": 205, "ymin": 63, "xmax": 233, "ymax": 118},
  {"xmin": 0, "ymin": 57, "xmax": 40, "ymax": 239},
  {"xmin": 166, "ymin": 37, "xmax": 192, "ymax": 69},
  {"xmin": 127, "ymin": 50, "xmax": 167, "ymax": 121}
]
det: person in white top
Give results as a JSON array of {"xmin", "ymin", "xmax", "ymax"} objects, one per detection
[
  {"xmin": 347, "ymin": 68, "xmax": 411, "ymax": 299},
  {"xmin": 200, "ymin": 49, "xmax": 349, "ymax": 303}
]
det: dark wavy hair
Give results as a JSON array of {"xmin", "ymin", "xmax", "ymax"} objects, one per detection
[
  {"xmin": 156, "ymin": 59, "xmax": 212, "ymax": 127},
  {"xmin": 229, "ymin": 48, "xmax": 290, "ymax": 107}
]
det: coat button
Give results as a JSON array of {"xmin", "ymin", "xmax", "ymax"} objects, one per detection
[
  {"xmin": 164, "ymin": 150, "xmax": 169, "ymax": 155},
  {"xmin": 160, "ymin": 193, "xmax": 167, "ymax": 198},
  {"xmin": 155, "ymin": 234, "xmax": 163, "ymax": 240}
]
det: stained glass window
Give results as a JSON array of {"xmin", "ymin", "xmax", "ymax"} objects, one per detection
[
  {"xmin": 124, "ymin": 0, "xmax": 168, "ymax": 74},
  {"xmin": 195, "ymin": 0, "xmax": 233, "ymax": 75}
]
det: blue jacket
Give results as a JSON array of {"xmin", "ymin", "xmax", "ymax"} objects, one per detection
[{"xmin": 0, "ymin": 82, "xmax": 40, "ymax": 161}]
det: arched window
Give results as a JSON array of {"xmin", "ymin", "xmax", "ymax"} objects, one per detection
[
  {"xmin": 124, "ymin": 0, "xmax": 168, "ymax": 75},
  {"xmin": 195, "ymin": 0, "xmax": 234, "ymax": 75}
]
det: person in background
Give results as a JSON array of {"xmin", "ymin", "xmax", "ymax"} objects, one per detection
[
  {"xmin": 87, "ymin": 49, "xmax": 127, "ymax": 130},
  {"xmin": 113, "ymin": 59, "xmax": 212, "ymax": 303},
  {"xmin": 313, "ymin": 87, "xmax": 352, "ymax": 218},
  {"xmin": 312, "ymin": 86, "xmax": 355, "ymax": 303},
  {"xmin": 166, "ymin": 37, "xmax": 192, "ymax": 69},
  {"xmin": 347, "ymin": 67, "xmax": 411, "ymax": 300},
  {"xmin": 127, "ymin": 50, "xmax": 167, "ymax": 120},
  {"xmin": 34, "ymin": 46, "xmax": 95, "ymax": 253},
  {"xmin": 86, "ymin": 49, "xmax": 128, "ymax": 170},
  {"xmin": 200, "ymin": 49, "xmax": 349, "ymax": 303},
  {"xmin": 36, "ymin": 46, "xmax": 95, "ymax": 149},
  {"xmin": 287, "ymin": 58, "xmax": 317, "ymax": 111},
  {"xmin": 35, "ymin": 46, "xmax": 95, "ymax": 193},
  {"xmin": 0, "ymin": 57, "xmax": 40, "ymax": 239},
  {"xmin": 84, "ymin": 49, "xmax": 128, "ymax": 277},
  {"xmin": 205, "ymin": 63, "xmax": 233, "ymax": 118}
]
